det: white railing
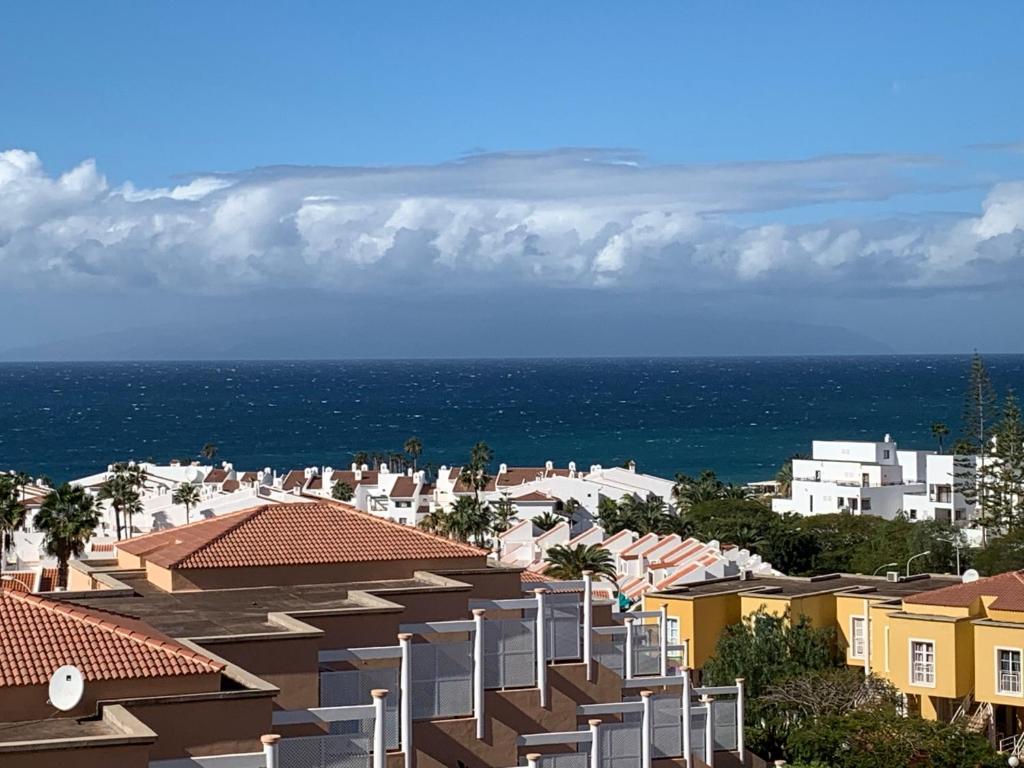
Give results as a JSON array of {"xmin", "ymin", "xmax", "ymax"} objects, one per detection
[{"xmin": 998, "ymin": 732, "xmax": 1024, "ymax": 756}]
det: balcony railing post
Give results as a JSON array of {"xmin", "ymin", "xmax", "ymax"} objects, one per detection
[
  {"xmin": 640, "ymin": 690, "xmax": 652, "ymax": 768},
  {"xmin": 624, "ymin": 616, "xmax": 635, "ymax": 680},
  {"xmin": 473, "ymin": 608, "xmax": 486, "ymax": 739},
  {"xmin": 735, "ymin": 678, "xmax": 745, "ymax": 762},
  {"xmin": 372, "ymin": 689, "xmax": 388, "ymax": 768},
  {"xmin": 682, "ymin": 667, "xmax": 692, "ymax": 764},
  {"xmin": 526, "ymin": 753, "xmax": 541, "ymax": 768},
  {"xmin": 863, "ymin": 598, "xmax": 871, "ymax": 677},
  {"xmin": 261, "ymin": 734, "xmax": 280, "ymax": 768},
  {"xmin": 701, "ymin": 694, "xmax": 714, "ymax": 768},
  {"xmin": 398, "ymin": 632, "xmax": 413, "ymax": 768},
  {"xmin": 588, "ymin": 719, "xmax": 602, "ymax": 768},
  {"xmin": 659, "ymin": 605, "xmax": 669, "ymax": 677},
  {"xmin": 583, "ymin": 570, "xmax": 594, "ymax": 682},
  {"xmin": 535, "ymin": 588, "xmax": 549, "ymax": 708}
]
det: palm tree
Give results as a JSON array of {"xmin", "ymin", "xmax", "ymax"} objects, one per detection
[
  {"xmin": 489, "ymin": 496, "xmax": 517, "ymax": 536},
  {"xmin": 447, "ymin": 496, "xmax": 490, "ymax": 546},
  {"xmin": 533, "ymin": 511, "xmax": 563, "ymax": 532},
  {"xmin": 459, "ymin": 441, "xmax": 494, "ymax": 505},
  {"xmin": 774, "ymin": 454, "xmax": 808, "ymax": 498},
  {"xmin": 404, "ymin": 436, "xmax": 423, "ymax": 472},
  {"xmin": 123, "ymin": 491, "xmax": 143, "ymax": 538},
  {"xmin": 35, "ymin": 483, "xmax": 99, "ymax": 588},
  {"xmin": 11, "ymin": 471, "xmax": 32, "ymax": 501},
  {"xmin": 0, "ymin": 475, "xmax": 27, "ymax": 574},
  {"xmin": 558, "ymin": 497, "xmax": 582, "ymax": 528},
  {"xmin": 172, "ymin": 483, "xmax": 202, "ymax": 525},
  {"xmin": 97, "ymin": 462, "xmax": 149, "ymax": 540},
  {"xmin": 931, "ymin": 421, "xmax": 950, "ymax": 454},
  {"xmin": 418, "ymin": 508, "xmax": 450, "ymax": 536},
  {"xmin": 353, "ymin": 451, "xmax": 370, "ymax": 468},
  {"xmin": 544, "ymin": 543, "xmax": 617, "ymax": 581},
  {"xmin": 200, "ymin": 443, "xmax": 218, "ymax": 462},
  {"xmin": 332, "ymin": 481, "xmax": 355, "ymax": 502}
]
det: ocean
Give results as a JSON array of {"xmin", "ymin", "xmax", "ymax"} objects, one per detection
[{"xmin": 2, "ymin": 356, "xmax": 1024, "ymax": 484}]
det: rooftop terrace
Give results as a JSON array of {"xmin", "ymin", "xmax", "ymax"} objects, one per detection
[{"xmin": 650, "ymin": 572, "xmax": 962, "ymax": 600}]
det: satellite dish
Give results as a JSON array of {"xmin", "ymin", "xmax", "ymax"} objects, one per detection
[
  {"xmin": 186, "ymin": 467, "xmax": 203, "ymax": 483},
  {"xmin": 48, "ymin": 665, "xmax": 84, "ymax": 712},
  {"xmin": 962, "ymin": 568, "xmax": 980, "ymax": 584}
]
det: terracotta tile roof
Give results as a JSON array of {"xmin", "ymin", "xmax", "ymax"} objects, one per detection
[
  {"xmin": 0, "ymin": 572, "xmax": 34, "ymax": 593},
  {"xmin": 511, "ymin": 491, "xmax": 553, "ymax": 503},
  {"xmin": 204, "ymin": 468, "xmax": 228, "ymax": 484},
  {"xmin": 0, "ymin": 590, "xmax": 223, "ymax": 687},
  {"xmin": 221, "ymin": 479, "xmax": 241, "ymax": 492},
  {"xmin": 281, "ymin": 470, "xmax": 307, "ymax": 491},
  {"xmin": 116, "ymin": 502, "xmax": 487, "ymax": 570},
  {"xmin": 332, "ymin": 470, "xmax": 379, "ymax": 486},
  {"xmin": 38, "ymin": 568, "xmax": 58, "ymax": 592},
  {"xmin": 239, "ymin": 472, "xmax": 259, "ymax": 483},
  {"xmin": 598, "ymin": 529, "xmax": 635, "ymax": 551},
  {"xmin": 389, "ymin": 476, "xmax": 418, "ymax": 499},
  {"xmin": 620, "ymin": 533, "xmax": 661, "ymax": 558},
  {"xmin": 520, "ymin": 570, "xmax": 551, "ymax": 583},
  {"xmin": 497, "ymin": 468, "xmax": 548, "ymax": 487},
  {"xmin": 306, "ymin": 477, "xmax": 323, "ymax": 490},
  {"xmin": 91, "ymin": 542, "xmax": 115, "ymax": 553},
  {"xmin": 904, "ymin": 570, "xmax": 1024, "ymax": 611},
  {"xmin": 654, "ymin": 561, "xmax": 703, "ymax": 590},
  {"xmin": 450, "ymin": 467, "xmax": 497, "ymax": 494}
]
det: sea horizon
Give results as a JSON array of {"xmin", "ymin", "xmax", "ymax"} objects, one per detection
[{"xmin": 4, "ymin": 354, "xmax": 1024, "ymax": 485}]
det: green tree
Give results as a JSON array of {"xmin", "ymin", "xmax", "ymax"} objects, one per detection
[
  {"xmin": 35, "ymin": 483, "xmax": 100, "ymax": 588},
  {"xmin": 172, "ymin": 483, "xmax": 202, "ymax": 525},
  {"xmin": 684, "ymin": 498, "xmax": 777, "ymax": 546},
  {"xmin": 774, "ymin": 454, "xmax": 808, "ymax": 498},
  {"xmin": 544, "ymin": 543, "xmax": 617, "ymax": 581},
  {"xmin": 489, "ymin": 496, "xmax": 517, "ymax": 537},
  {"xmin": 931, "ymin": 421, "xmax": 950, "ymax": 454},
  {"xmin": 597, "ymin": 495, "xmax": 626, "ymax": 532},
  {"xmin": 459, "ymin": 442, "xmax": 494, "ymax": 505},
  {"xmin": 532, "ymin": 511, "xmax": 563, "ymax": 532},
  {"xmin": 200, "ymin": 442, "xmax": 218, "ymax": 461},
  {"xmin": 973, "ymin": 528, "xmax": 1024, "ymax": 575},
  {"xmin": 703, "ymin": 609, "xmax": 840, "ymax": 758},
  {"xmin": 97, "ymin": 462, "xmax": 148, "ymax": 540},
  {"xmin": 961, "ymin": 353, "xmax": 999, "ymax": 454},
  {"xmin": 447, "ymin": 495, "xmax": 490, "ymax": 546},
  {"xmin": 403, "ymin": 436, "xmax": 423, "ymax": 471},
  {"xmin": 558, "ymin": 497, "xmax": 582, "ymax": 528},
  {"xmin": 977, "ymin": 390, "xmax": 1024, "ymax": 531},
  {"xmin": 0, "ymin": 475, "xmax": 27, "ymax": 574},
  {"xmin": 331, "ymin": 480, "xmax": 354, "ymax": 502}
]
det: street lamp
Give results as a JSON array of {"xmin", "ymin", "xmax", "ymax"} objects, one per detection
[
  {"xmin": 873, "ymin": 562, "xmax": 898, "ymax": 576},
  {"xmin": 906, "ymin": 551, "xmax": 931, "ymax": 578},
  {"xmin": 938, "ymin": 537, "xmax": 964, "ymax": 576}
]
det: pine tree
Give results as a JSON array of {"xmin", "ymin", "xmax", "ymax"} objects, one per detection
[
  {"xmin": 978, "ymin": 391, "xmax": 1024, "ymax": 531},
  {"xmin": 960, "ymin": 353, "xmax": 998, "ymax": 453}
]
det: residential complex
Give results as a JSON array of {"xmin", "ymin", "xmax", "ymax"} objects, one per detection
[
  {"xmin": 0, "ymin": 501, "xmax": 754, "ymax": 768},
  {"xmin": 644, "ymin": 568, "xmax": 1024, "ymax": 755},
  {"xmin": 772, "ymin": 436, "xmax": 979, "ymax": 530}
]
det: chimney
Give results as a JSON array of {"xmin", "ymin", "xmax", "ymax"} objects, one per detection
[
  {"xmin": 628, "ymin": 460, "xmax": 637, "ymax": 473},
  {"xmin": 545, "ymin": 460, "xmax": 554, "ymax": 471},
  {"xmin": 351, "ymin": 463, "xmax": 358, "ymax": 472}
]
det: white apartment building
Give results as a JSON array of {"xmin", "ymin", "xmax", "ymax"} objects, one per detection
[
  {"xmin": 773, "ymin": 436, "xmax": 929, "ymax": 519},
  {"xmin": 902, "ymin": 453, "xmax": 978, "ymax": 525}
]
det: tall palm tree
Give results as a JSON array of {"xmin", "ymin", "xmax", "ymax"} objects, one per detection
[
  {"xmin": 931, "ymin": 421, "xmax": 950, "ymax": 454},
  {"xmin": 332, "ymin": 481, "xmax": 354, "ymax": 502},
  {"xmin": 774, "ymin": 454, "xmax": 808, "ymax": 498},
  {"xmin": 35, "ymin": 483, "xmax": 99, "ymax": 588},
  {"xmin": 559, "ymin": 497, "xmax": 582, "ymax": 528},
  {"xmin": 418, "ymin": 508, "xmax": 450, "ymax": 536},
  {"xmin": 459, "ymin": 441, "xmax": 494, "ymax": 505},
  {"xmin": 97, "ymin": 462, "xmax": 149, "ymax": 540},
  {"xmin": 200, "ymin": 443, "xmax": 218, "ymax": 462},
  {"xmin": 544, "ymin": 543, "xmax": 617, "ymax": 581},
  {"xmin": 404, "ymin": 436, "xmax": 423, "ymax": 471},
  {"xmin": 123, "ymin": 491, "xmax": 143, "ymax": 538},
  {"xmin": 0, "ymin": 475, "xmax": 27, "ymax": 574},
  {"xmin": 352, "ymin": 451, "xmax": 370, "ymax": 468},
  {"xmin": 172, "ymin": 483, "xmax": 202, "ymax": 525},
  {"xmin": 447, "ymin": 495, "xmax": 490, "ymax": 546}
]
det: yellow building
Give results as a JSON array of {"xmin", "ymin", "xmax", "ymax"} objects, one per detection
[{"xmin": 645, "ymin": 569, "xmax": 1024, "ymax": 746}]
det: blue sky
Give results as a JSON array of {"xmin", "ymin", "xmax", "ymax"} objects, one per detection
[{"xmin": 2, "ymin": 2, "xmax": 1024, "ymax": 358}]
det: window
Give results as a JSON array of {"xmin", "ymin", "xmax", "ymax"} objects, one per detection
[
  {"xmin": 911, "ymin": 641, "xmax": 935, "ymax": 686},
  {"xmin": 883, "ymin": 449, "xmax": 891, "ymax": 459},
  {"xmin": 814, "ymin": 470, "xmax": 821, "ymax": 481},
  {"xmin": 909, "ymin": 509, "xmax": 917, "ymax": 520},
  {"xmin": 849, "ymin": 498, "xmax": 859, "ymax": 511},
  {"xmin": 850, "ymin": 616, "xmax": 866, "ymax": 659},
  {"xmin": 955, "ymin": 508, "xmax": 966, "ymax": 521},
  {"xmin": 998, "ymin": 649, "xmax": 1022, "ymax": 695},
  {"xmin": 837, "ymin": 497, "xmax": 845, "ymax": 510},
  {"xmin": 862, "ymin": 498, "xmax": 872, "ymax": 511}
]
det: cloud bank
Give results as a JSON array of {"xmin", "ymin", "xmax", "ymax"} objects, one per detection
[{"xmin": 2, "ymin": 147, "xmax": 1023, "ymax": 296}]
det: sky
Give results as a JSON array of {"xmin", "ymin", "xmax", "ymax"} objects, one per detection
[{"xmin": 2, "ymin": 2, "xmax": 1024, "ymax": 359}]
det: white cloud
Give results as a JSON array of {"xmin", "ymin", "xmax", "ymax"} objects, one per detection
[{"xmin": 1, "ymin": 147, "xmax": 1023, "ymax": 295}]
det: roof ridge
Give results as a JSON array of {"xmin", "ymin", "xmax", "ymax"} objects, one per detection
[
  {"xmin": 5, "ymin": 591, "xmax": 223, "ymax": 673},
  {"xmin": 320, "ymin": 501, "xmax": 487, "ymax": 556},
  {"xmin": 163, "ymin": 506, "xmax": 265, "ymax": 567}
]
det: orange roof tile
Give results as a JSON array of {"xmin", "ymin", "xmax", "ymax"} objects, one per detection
[
  {"xmin": 904, "ymin": 570, "xmax": 1024, "ymax": 612},
  {"xmin": 116, "ymin": 502, "xmax": 487, "ymax": 570},
  {"xmin": 0, "ymin": 572, "xmax": 34, "ymax": 593},
  {"xmin": 281, "ymin": 470, "xmax": 307, "ymax": 491},
  {"xmin": 38, "ymin": 568, "xmax": 58, "ymax": 592},
  {"xmin": 511, "ymin": 490, "xmax": 553, "ymax": 502},
  {"xmin": 620, "ymin": 532, "xmax": 660, "ymax": 558},
  {"xmin": 221, "ymin": 479, "xmax": 241, "ymax": 492},
  {"xmin": 0, "ymin": 590, "xmax": 223, "ymax": 687},
  {"xmin": 91, "ymin": 542, "xmax": 115, "ymax": 553},
  {"xmin": 204, "ymin": 468, "xmax": 228, "ymax": 484}
]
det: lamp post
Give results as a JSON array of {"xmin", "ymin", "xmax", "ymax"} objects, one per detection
[
  {"xmin": 906, "ymin": 550, "xmax": 931, "ymax": 577},
  {"xmin": 872, "ymin": 562, "xmax": 898, "ymax": 576}
]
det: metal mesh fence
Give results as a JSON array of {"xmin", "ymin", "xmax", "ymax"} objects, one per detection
[
  {"xmin": 278, "ymin": 731, "xmax": 372, "ymax": 768},
  {"xmin": 712, "ymin": 696, "xmax": 738, "ymax": 750},
  {"xmin": 546, "ymin": 599, "xmax": 582, "ymax": 661},
  {"xmin": 592, "ymin": 633, "xmax": 625, "ymax": 677},
  {"xmin": 320, "ymin": 668, "xmax": 399, "ymax": 749},
  {"xmin": 535, "ymin": 753, "xmax": 589, "ymax": 768},
  {"xmin": 689, "ymin": 707, "xmax": 707, "ymax": 762},
  {"xmin": 631, "ymin": 622, "xmax": 661, "ymax": 677},
  {"xmin": 411, "ymin": 641, "xmax": 473, "ymax": 720},
  {"xmin": 651, "ymin": 693, "xmax": 682, "ymax": 758},
  {"xmin": 484, "ymin": 617, "xmax": 537, "ymax": 690},
  {"xmin": 599, "ymin": 721, "xmax": 641, "ymax": 768}
]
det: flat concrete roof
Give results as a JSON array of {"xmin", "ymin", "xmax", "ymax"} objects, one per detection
[
  {"xmin": 65, "ymin": 571, "xmax": 426, "ymax": 637},
  {"xmin": 650, "ymin": 573, "xmax": 963, "ymax": 601},
  {"xmin": 0, "ymin": 718, "xmax": 116, "ymax": 744}
]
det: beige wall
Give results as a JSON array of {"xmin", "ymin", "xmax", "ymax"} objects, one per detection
[
  {"xmin": 196, "ymin": 635, "xmax": 320, "ymax": 710},
  {"xmin": 158, "ymin": 556, "xmax": 488, "ymax": 591},
  {"xmin": 0, "ymin": 673, "xmax": 220, "ymax": 723}
]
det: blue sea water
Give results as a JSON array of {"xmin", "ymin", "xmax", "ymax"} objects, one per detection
[{"xmin": 2, "ymin": 356, "xmax": 1024, "ymax": 484}]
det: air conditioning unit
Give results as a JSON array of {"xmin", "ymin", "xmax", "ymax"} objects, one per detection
[{"xmin": 886, "ymin": 571, "xmax": 900, "ymax": 583}]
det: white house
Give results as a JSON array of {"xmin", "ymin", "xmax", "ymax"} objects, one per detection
[{"xmin": 773, "ymin": 436, "xmax": 929, "ymax": 519}]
